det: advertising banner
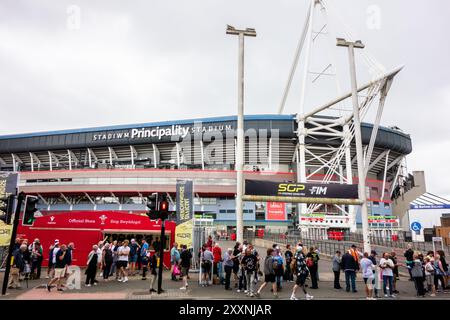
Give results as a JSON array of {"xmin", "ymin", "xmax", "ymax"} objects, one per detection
[
  {"xmin": 175, "ymin": 219, "xmax": 193, "ymax": 249},
  {"xmin": 245, "ymin": 180, "xmax": 359, "ymax": 199},
  {"xmin": 0, "ymin": 223, "xmax": 12, "ymax": 246},
  {"xmin": 0, "ymin": 172, "xmax": 19, "ymax": 196},
  {"xmin": 176, "ymin": 180, "xmax": 194, "ymax": 223},
  {"xmin": 266, "ymin": 202, "xmax": 286, "ymax": 221}
]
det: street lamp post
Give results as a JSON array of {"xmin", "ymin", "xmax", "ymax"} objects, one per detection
[
  {"xmin": 226, "ymin": 25, "xmax": 256, "ymax": 244},
  {"xmin": 336, "ymin": 38, "xmax": 371, "ymax": 253}
]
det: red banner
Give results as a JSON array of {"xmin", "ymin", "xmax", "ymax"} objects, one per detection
[
  {"xmin": 27, "ymin": 210, "xmax": 175, "ymax": 231},
  {"xmin": 266, "ymin": 202, "xmax": 286, "ymax": 220}
]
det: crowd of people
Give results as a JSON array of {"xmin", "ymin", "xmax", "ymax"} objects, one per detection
[{"xmin": 6, "ymin": 236, "xmax": 450, "ymax": 300}]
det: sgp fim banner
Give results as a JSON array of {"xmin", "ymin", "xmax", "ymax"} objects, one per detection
[
  {"xmin": 245, "ymin": 180, "xmax": 359, "ymax": 199},
  {"xmin": 176, "ymin": 180, "xmax": 194, "ymax": 223}
]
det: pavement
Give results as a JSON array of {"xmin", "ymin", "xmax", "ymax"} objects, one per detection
[{"xmin": 1, "ymin": 242, "xmax": 449, "ymax": 300}]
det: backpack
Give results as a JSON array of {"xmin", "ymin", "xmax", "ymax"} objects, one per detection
[
  {"xmin": 306, "ymin": 257, "xmax": 314, "ymax": 268},
  {"xmin": 272, "ymin": 259, "xmax": 279, "ymax": 270}
]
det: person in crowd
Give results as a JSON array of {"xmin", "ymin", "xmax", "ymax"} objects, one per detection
[
  {"xmin": 200, "ymin": 244, "xmax": 214, "ymax": 287},
  {"xmin": 284, "ymin": 244, "xmax": 294, "ymax": 283},
  {"xmin": 232, "ymin": 242, "xmax": 241, "ymax": 289},
  {"xmin": 102, "ymin": 243, "xmax": 113, "ymax": 281},
  {"xmin": 30, "ymin": 239, "xmax": 43, "ymax": 280},
  {"xmin": 46, "ymin": 239, "xmax": 59, "ymax": 279},
  {"xmin": 85, "ymin": 245, "xmax": 99, "ymax": 287},
  {"xmin": 369, "ymin": 250, "xmax": 380, "ymax": 298},
  {"xmin": 306, "ymin": 246, "xmax": 319, "ymax": 289},
  {"xmin": 424, "ymin": 256, "xmax": 436, "ymax": 297},
  {"xmin": 152, "ymin": 237, "xmax": 160, "ymax": 252},
  {"xmin": 170, "ymin": 242, "xmax": 180, "ymax": 281},
  {"xmin": 140, "ymin": 239, "xmax": 149, "ymax": 280},
  {"xmin": 390, "ymin": 251, "xmax": 399, "ymax": 294},
  {"xmin": 21, "ymin": 240, "xmax": 31, "ymax": 281},
  {"xmin": 360, "ymin": 252, "xmax": 376, "ymax": 299},
  {"xmin": 111, "ymin": 240, "xmax": 120, "ymax": 279},
  {"xmin": 136, "ymin": 241, "xmax": 142, "ymax": 272},
  {"xmin": 434, "ymin": 253, "xmax": 447, "ymax": 293},
  {"xmin": 341, "ymin": 247, "xmax": 358, "ymax": 293},
  {"xmin": 148, "ymin": 252, "xmax": 158, "ymax": 293},
  {"xmin": 241, "ymin": 248, "xmax": 257, "ymax": 297},
  {"xmin": 273, "ymin": 246, "xmax": 284, "ymax": 291},
  {"xmin": 249, "ymin": 244, "xmax": 260, "ymax": 283},
  {"xmin": 212, "ymin": 242, "xmax": 222, "ymax": 284},
  {"xmin": 404, "ymin": 244, "xmax": 415, "ymax": 281},
  {"xmin": 66, "ymin": 242, "xmax": 74, "ymax": 266},
  {"xmin": 380, "ymin": 252, "xmax": 395, "ymax": 298},
  {"xmin": 47, "ymin": 244, "xmax": 67, "ymax": 292},
  {"xmin": 13, "ymin": 237, "xmax": 21, "ymax": 251},
  {"xmin": 237, "ymin": 244, "xmax": 247, "ymax": 292},
  {"xmin": 410, "ymin": 253, "xmax": 425, "ymax": 297},
  {"xmin": 96, "ymin": 241, "xmax": 103, "ymax": 279},
  {"xmin": 332, "ymin": 250, "xmax": 342, "ymax": 289},
  {"xmin": 223, "ymin": 248, "xmax": 234, "ymax": 291},
  {"xmin": 349, "ymin": 244, "xmax": 361, "ymax": 264},
  {"xmin": 117, "ymin": 239, "xmax": 130, "ymax": 283},
  {"xmin": 290, "ymin": 243, "xmax": 313, "ymax": 300},
  {"xmin": 128, "ymin": 239, "xmax": 139, "ymax": 276},
  {"xmin": 180, "ymin": 245, "xmax": 192, "ymax": 290},
  {"xmin": 436, "ymin": 250, "xmax": 449, "ymax": 289},
  {"xmin": 255, "ymin": 248, "xmax": 277, "ymax": 298},
  {"xmin": 8, "ymin": 244, "xmax": 27, "ymax": 289},
  {"xmin": 206, "ymin": 235, "xmax": 213, "ymax": 251}
]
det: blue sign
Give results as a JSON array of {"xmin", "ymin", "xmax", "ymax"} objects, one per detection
[{"xmin": 410, "ymin": 221, "xmax": 422, "ymax": 232}]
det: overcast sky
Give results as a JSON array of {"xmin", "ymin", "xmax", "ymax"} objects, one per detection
[{"xmin": 0, "ymin": 0, "xmax": 449, "ymax": 199}]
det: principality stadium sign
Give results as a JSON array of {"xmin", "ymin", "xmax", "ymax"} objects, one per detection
[{"xmin": 92, "ymin": 123, "xmax": 233, "ymax": 142}]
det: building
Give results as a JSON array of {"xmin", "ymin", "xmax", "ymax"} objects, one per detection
[
  {"xmin": 408, "ymin": 192, "xmax": 450, "ymax": 242},
  {"xmin": 0, "ymin": 114, "xmax": 412, "ymax": 249}
]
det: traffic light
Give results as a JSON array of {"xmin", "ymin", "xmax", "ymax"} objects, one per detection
[
  {"xmin": 159, "ymin": 194, "xmax": 169, "ymax": 220},
  {"xmin": 146, "ymin": 193, "xmax": 159, "ymax": 220},
  {"xmin": 22, "ymin": 195, "xmax": 39, "ymax": 226},
  {"xmin": 0, "ymin": 195, "xmax": 13, "ymax": 224},
  {"xmin": 145, "ymin": 193, "xmax": 170, "ymax": 221}
]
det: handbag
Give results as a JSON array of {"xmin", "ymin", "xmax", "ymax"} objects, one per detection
[{"xmin": 173, "ymin": 264, "xmax": 181, "ymax": 276}]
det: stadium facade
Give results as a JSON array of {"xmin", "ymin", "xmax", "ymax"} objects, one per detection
[{"xmin": 0, "ymin": 114, "xmax": 412, "ymax": 245}]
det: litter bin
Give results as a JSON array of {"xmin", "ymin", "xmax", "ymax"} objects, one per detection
[
  {"xmin": 231, "ymin": 233, "xmax": 236, "ymax": 241},
  {"xmin": 391, "ymin": 234, "xmax": 398, "ymax": 241}
]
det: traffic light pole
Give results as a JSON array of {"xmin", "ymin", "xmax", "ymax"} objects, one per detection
[
  {"xmin": 2, "ymin": 192, "xmax": 24, "ymax": 295},
  {"xmin": 157, "ymin": 219, "xmax": 166, "ymax": 294}
]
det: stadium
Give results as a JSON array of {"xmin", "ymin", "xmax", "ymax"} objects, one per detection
[{"xmin": 0, "ymin": 114, "xmax": 412, "ymax": 263}]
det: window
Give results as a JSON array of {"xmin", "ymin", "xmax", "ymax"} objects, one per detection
[
  {"xmin": 372, "ymin": 201, "xmax": 379, "ymax": 207},
  {"xmin": 255, "ymin": 212, "xmax": 265, "ymax": 220}
]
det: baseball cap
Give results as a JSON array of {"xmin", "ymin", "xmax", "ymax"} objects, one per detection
[{"xmin": 54, "ymin": 239, "xmax": 60, "ymax": 244}]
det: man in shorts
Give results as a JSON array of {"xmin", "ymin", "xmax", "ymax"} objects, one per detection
[
  {"xmin": 129, "ymin": 239, "xmax": 139, "ymax": 276},
  {"xmin": 47, "ymin": 244, "xmax": 68, "ymax": 292},
  {"xmin": 255, "ymin": 248, "xmax": 277, "ymax": 298},
  {"xmin": 179, "ymin": 245, "xmax": 192, "ymax": 290},
  {"xmin": 117, "ymin": 240, "xmax": 130, "ymax": 283},
  {"xmin": 290, "ymin": 244, "xmax": 313, "ymax": 300}
]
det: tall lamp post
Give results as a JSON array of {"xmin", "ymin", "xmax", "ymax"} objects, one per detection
[
  {"xmin": 226, "ymin": 25, "xmax": 256, "ymax": 244},
  {"xmin": 336, "ymin": 38, "xmax": 371, "ymax": 253}
]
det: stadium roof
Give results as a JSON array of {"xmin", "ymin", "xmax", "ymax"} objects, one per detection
[{"xmin": 410, "ymin": 192, "xmax": 450, "ymax": 209}]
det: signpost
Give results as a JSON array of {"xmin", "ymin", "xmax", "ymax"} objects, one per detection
[
  {"xmin": 0, "ymin": 172, "xmax": 20, "ymax": 296},
  {"xmin": 410, "ymin": 221, "xmax": 422, "ymax": 235}
]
